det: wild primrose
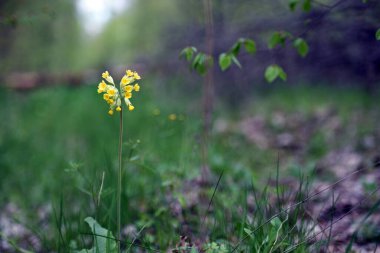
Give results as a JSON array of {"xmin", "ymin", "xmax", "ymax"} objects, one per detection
[{"xmin": 97, "ymin": 69, "xmax": 141, "ymax": 115}]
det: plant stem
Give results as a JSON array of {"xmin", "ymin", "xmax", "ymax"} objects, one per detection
[{"xmin": 117, "ymin": 109, "xmax": 123, "ymax": 253}]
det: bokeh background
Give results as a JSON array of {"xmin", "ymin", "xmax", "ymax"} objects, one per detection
[{"xmin": 0, "ymin": 0, "xmax": 380, "ymax": 252}]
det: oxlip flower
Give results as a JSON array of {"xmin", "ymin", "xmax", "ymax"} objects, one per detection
[{"xmin": 97, "ymin": 69, "xmax": 142, "ymax": 115}]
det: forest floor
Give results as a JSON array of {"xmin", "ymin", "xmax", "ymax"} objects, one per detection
[{"xmin": 0, "ymin": 85, "xmax": 379, "ymax": 252}]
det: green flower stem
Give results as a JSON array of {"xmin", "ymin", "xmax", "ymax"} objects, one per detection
[{"xmin": 117, "ymin": 109, "xmax": 123, "ymax": 253}]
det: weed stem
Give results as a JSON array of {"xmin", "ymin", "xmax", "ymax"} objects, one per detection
[{"xmin": 117, "ymin": 109, "xmax": 123, "ymax": 253}]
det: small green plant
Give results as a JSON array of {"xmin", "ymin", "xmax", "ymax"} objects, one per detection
[
  {"xmin": 76, "ymin": 217, "xmax": 117, "ymax": 253},
  {"xmin": 204, "ymin": 242, "xmax": 228, "ymax": 253}
]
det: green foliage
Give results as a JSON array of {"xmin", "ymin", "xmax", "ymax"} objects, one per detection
[
  {"xmin": 204, "ymin": 242, "xmax": 228, "ymax": 253},
  {"xmin": 302, "ymin": 0, "xmax": 312, "ymax": 12},
  {"xmin": 293, "ymin": 38, "xmax": 309, "ymax": 57},
  {"xmin": 242, "ymin": 38, "xmax": 257, "ymax": 54},
  {"xmin": 219, "ymin": 53, "xmax": 232, "ymax": 71},
  {"xmin": 192, "ymin": 52, "xmax": 214, "ymax": 75},
  {"xmin": 180, "ymin": 47, "xmax": 198, "ymax": 62},
  {"xmin": 289, "ymin": 0, "xmax": 299, "ymax": 11},
  {"xmin": 180, "ymin": 47, "xmax": 213, "ymax": 75},
  {"xmin": 1, "ymin": 84, "xmax": 378, "ymax": 252},
  {"xmin": 0, "ymin": 0, "xmax": 81, "ymax": 73},
  {"xmin": 265, "ymin": 65, "xmax": 287, "ymax": 83},
  {"xmin": 288, "ymin": 0, "xmax": 312, "ymax": 12},
  {"xmin": 268, "ymin": 32, "xmax": 291, "ymax": 49},
  {"xmin": 243, "ymin": 216, "xmax": 290, "ymax": 252},
  {"xmin": 219, "ymin": 38, "xmax": 256, "ymax": 71},
  {"xmin": 76, "ymin": 217, "xmax": 117, "ymax": 253},
  {"xmin": 230, "ymin": 38, "xmax": 256, "ymax": 56},
  {"xmin": 376, "ymin": 29, "xmax": 380, "ymax": 40}
]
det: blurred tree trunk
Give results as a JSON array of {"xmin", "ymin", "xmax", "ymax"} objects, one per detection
[{"xmin": 200, "ymin": 0, "xmax": 214, "ymax": 183}]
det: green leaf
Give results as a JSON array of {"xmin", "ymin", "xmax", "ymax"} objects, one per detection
[
  {"xmin": 219, "ymin": 53, "xmax": 232, "ymax": 71},
  {"xmin": 231, "ymin": 41, "xmax": 241, "ymax": 56},
  {"xmin": 265, "ymin": 65, "xmax": 287, "ymax": 83},
  {"xmin": 243, "ymin": 228, "xmax": 254, "ymax": 238},
  {"xmin": 76, "ymin": 217, "xmax": 117, "ymax": 253},
  {"xmin": 192, "ymin": 53, "xmax": 213, "ymax": 75},
  {"xmin": 268, "ymin": 32, "xmax": 288, "ymax": 49},
  {"xmin": 231, "ymin": 55, "xmax": 242, "ymax": 68},
  {"xmin": 243, "ymin": 39, "xmax": 256, "ymax": 54},
  {"xmin": 289, "ymin": 0, "xmax": 299, "ymax": 11},
  {"xmin": 293, "ymin": 38, "xmax": 309, "ymax": 57},
  {"xmin": 302, "ymin": 0, "xmax": 312, "ymax": 12},
  {"xmin": 376, "ymin": 29, "xmax": 380, "ymax": 40},
  {"xmin": 279, "ymin": 69, "xmax": 287, "ymax": 81},
  {"xmin": 270, "ymin": 217, "xmax": 282, "ymax": 228},
  {"xmin": 180, "ymin": 47, "xmax": 197, "ymax": 62}
]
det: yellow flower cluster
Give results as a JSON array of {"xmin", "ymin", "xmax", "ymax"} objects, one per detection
[{"xmin": 97, "ymin": 69, "xmax": 141, "ymax": 115}]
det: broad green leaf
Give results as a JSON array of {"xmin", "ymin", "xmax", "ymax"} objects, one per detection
[
  {"xmin": 302, "ymin": 0, "xmax": 312, "ymax": 12},
  {"xmin": 76, "ymin": 217, "xmax": 117, "ymax": 253},
  {"xmin": 180, "ymin": 47, "xmax": 197, "ymax": 62},
  {"xmin": 293, "ymin": 38, "xmax": 309, "ymax": 57},
  {"xmin": 265, "ymin": 65, "xmax": 287, "ymax": 83},
  {"xmin": 376, "ymin": 29, "xmax": 380, "ymax": 40},
  {"xmin": 289, "ymin": 0, "xmax": 299, "ymax": 11},
  {"xmin": 243, "ymin": 39, "xmax": 256, "ymax": 54},
  {"xmin": 219, "ymin": 53, "xmax": 232, "ymax": 71}
]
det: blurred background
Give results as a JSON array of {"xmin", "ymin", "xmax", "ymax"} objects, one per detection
[
  {"xmin": 1, "ymin": 0, "xmax": 379, "ymax": 91},
  {"xmin": 0, "ymin": 0, "xmax": 380, "ymax": 252}
]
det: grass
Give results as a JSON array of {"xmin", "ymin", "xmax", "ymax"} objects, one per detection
[{"xmin": 0, "ymin": 81, "xmax": 379, "ymax": 252}]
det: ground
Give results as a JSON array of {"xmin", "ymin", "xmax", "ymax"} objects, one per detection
[{"xmin": 0, "ymin": 84, "xmax": 379, "ymax": 252}]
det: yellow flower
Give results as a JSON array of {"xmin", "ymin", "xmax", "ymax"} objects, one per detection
[
  {"xmin": 168, "ymin": 114, "xmax": 177, "ymax": 121},
  {"xmin": 126, "ymin": 69, "xmax": 134, "ymax": 77},
  {"xmin": 98, "ymin": 69, "xmax": 141, "ymax": 115},
  {"xmin": 107, "ymin": 88, "xmax": 116, "ymax": 96},
  {"xmin": 133, "ymin": 72, "xmax": 141, "ymax": 80},
  {"xmin": 121, "ymin": 75, "xmax": 130, "ymax": 85},
  {"xmin": 102, "ymin": 70, "xmax": 114, "ymax": 84},
  {"xmin": 102, "ymin": 71, "xmax": 110, "ymax": 79},
  {"xmin": 125, "ymin": 85, "xmax": 133, "ymax": 93},
  {"xmin": 98, "ymin": 81, "xmax": 107, "ymax": 92},
  {"xmin": 125, "ymin": 92, "xmax": 132, "ymax": 99}
]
